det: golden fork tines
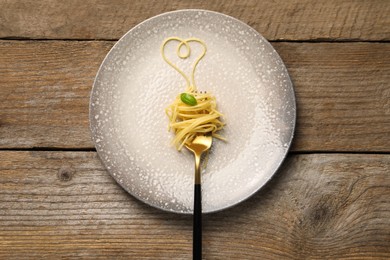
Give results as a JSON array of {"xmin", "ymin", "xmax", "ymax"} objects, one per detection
[{"xmin": 185, "ymin": 135, "xmax": 213, "ymax": 184}]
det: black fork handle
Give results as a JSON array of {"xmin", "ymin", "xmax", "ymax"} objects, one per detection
[{"xmin": 193, "ymin": 184, "xmax": 202, "ymax": 260}]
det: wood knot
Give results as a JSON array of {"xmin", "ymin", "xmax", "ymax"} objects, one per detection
[
  {"xmin": 303, "ymin": 195, "xmax": 337, "ymax": 234},
  {"xmin": 311, "ymin": 205, "xmax": 332, "ymax": 223},
  {"xmin": 58, "ymin": 167, "xmax": 74, "ymax": 182}
]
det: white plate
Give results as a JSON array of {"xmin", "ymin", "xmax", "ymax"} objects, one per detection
[{"xmin": 90, "ymin": 10, "xmax": 296, "ymax": 213}]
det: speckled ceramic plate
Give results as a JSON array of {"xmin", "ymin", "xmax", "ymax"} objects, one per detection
[{"xmin": 90, "ymin": 10, "xmax": 295, "ymax": 214}]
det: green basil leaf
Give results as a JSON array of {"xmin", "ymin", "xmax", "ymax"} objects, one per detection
[{"xmin": 180, "ymin": 93, "xmax": 197, "ymax": 106}]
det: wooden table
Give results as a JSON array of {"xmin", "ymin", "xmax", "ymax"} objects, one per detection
[{"xmin": 1, "ymin": 1, "xmax": 389, "ymax": 259}]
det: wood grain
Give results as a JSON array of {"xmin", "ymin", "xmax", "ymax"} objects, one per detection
[
  {"xmin": 0, "ymin": 40, "xmax": 112, "ymax": 149},
  {"xmin": 0, "ymin": 0, "xmax": 389, "ymax": 41},
  {"xmin": 0, "ymin": 151, "xmax": 388, "ymax": 259},
  {"xmin": 275, "ymin": 42, "xmax": 390, "ymax": 152},
  {"xmin": 1, "ymin": 41, "xmax": 389, "ymax": 151}
]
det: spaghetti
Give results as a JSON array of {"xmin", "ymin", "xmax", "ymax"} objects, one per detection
[{"xmin": 161, "ymin": 37, "xmax": 225, "ymax": 150}]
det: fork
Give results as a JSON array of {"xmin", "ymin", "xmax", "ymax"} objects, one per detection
[{"xmin": 185, "ymin": 135, "xmax": 213, "ymax": 260}]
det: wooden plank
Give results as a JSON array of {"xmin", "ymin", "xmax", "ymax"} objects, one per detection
[
  {"xmin": 0, "ymin": 41, "xmax": 113, "ymax": 149},
  {"xmin": 275, "ymin": 42, "xmax": 390, "ymax": 152},
  {"xmin": 1, "ymin": 41, "xmax": 389, "ymax": 151},
  {"xmin": 0, "ymin": 0, "xmax": 389, "ymax": 41},
  {"xmin": 0, "ymin": 151, "xmax": 389, "ymax": 259}
]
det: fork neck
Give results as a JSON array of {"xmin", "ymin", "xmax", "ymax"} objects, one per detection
[{"xmin": 194, "ymin": 153, "xmax": 201, "ymax": 185}]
